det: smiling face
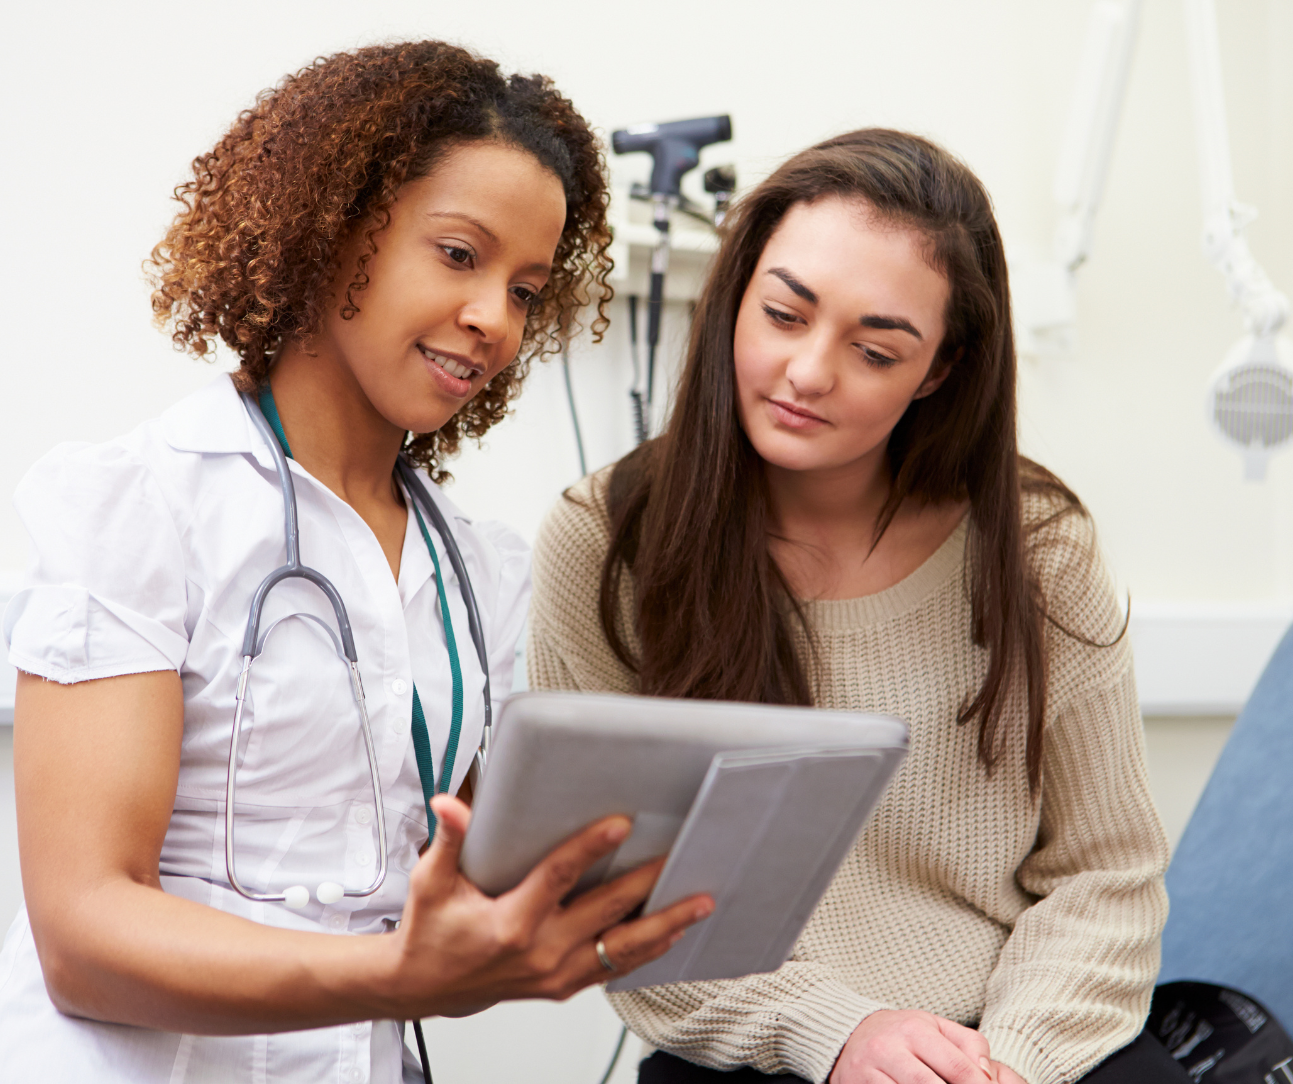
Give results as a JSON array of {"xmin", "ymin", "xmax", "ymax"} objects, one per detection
[
  {"xmin": 733, "ymin": 196, "xmax": 952, "ymax": 481},
  {"xmin": 313, "ymin": 140, "xmax": 568, "ymax": 435}
]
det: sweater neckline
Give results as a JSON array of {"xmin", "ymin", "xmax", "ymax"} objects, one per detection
[{"xmin": 798, "ymin": 516, "xmax": 969, "ymax": 630}]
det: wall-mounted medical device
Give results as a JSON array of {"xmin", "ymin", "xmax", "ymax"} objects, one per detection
[
  {"xmin": 1014, "ymin": 0, "xmax": 1143, "ymax": 358},
  {"xmin": 612, "ymin": 115, "xmax": 734, "ymax": 442},
  {"xmin": 1019, "ymin": 0, "xmax": 1291, "ymax": 480},
  {"xmin": 613, "ymin": 116, "xmax": 732, "ymax": 197},
  {"xmin": 1184, "ymin": 0, "xmax": 1293, "ymax": 480}
]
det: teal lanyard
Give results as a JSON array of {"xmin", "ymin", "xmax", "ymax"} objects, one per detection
[
  {"xmin": 257, "ymin": 388, "xmax": 464, "ymax": 838},
  {"xmin": 410, "ymin": 500, "xmax": 464, "ymax": 834}
]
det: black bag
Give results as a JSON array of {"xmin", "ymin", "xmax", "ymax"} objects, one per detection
[{"xmin": 1149, "ymin": 982, "xmax": 1293, "ymax": 1083}]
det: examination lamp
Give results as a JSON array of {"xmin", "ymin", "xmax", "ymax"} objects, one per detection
[
  {"xmin": 1016, "ymin": 0, "xmax": 1143, "ymax": 358},
  {"xmin": 1185, "ymin": 0, "xmax": 1293, "ymax": 479},
  {"xmin": 612, "ymin": 114, "xmax": 734, "ymax": 442},
  {"xmin": 1035, "ymin": 0, "xmax": 1293, "ymax": 477},
  {"xmin": 1209, "ymin": 336, "xmax": 1293, "ymax": 481}
]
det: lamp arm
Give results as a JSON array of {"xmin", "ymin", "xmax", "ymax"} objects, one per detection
[
  {"xmin": 1053, "ymin": 0, "xmax": 1144, "ymax": 273},
  {"xmin": 1184, "ymin": 0, "xmax": 1289, "ymax": 336}
]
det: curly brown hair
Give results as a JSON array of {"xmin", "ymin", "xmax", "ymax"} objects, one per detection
[{"xmin": 148, "ymin": 40, "xmax": 613, "ymax": 479}]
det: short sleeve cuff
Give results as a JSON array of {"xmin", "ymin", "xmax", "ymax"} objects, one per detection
[{"xmin": 5, "ymin": 585, "xmax": 186, "ymax": 684}]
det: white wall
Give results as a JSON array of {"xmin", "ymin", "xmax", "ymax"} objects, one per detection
[
  {"xmin": 2, "ymin": 1, "xmax": 1291, "ymax": 1080},
  {"xmin": 3, "ymin": 0, "xmax": 1293, "ymax": 598}
]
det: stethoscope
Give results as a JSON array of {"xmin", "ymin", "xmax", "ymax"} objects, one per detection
[{"xmin": 225, "ymin": 388, "xmax": 492, "ymax": 911}]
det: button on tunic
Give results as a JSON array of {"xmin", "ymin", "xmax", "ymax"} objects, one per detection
[{"xmin": 0, "ymin": 375, "xmax": 530, "ymax": 1083}]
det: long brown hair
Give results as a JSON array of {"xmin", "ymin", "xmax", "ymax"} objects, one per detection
[
  {"xmin": 147, "ymin": 41, "xmax": 612, "ymax": 481},
  {"xmin": 599, "ymin": 128, "xmax": 1085, "ymax": 792}
]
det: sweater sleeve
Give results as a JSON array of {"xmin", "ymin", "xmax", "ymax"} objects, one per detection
[
  {"xmin": 527, "ymin": 475, "xmax": 884, "ymax": 1082},
  {"xmin": 607, "ymin": 968, "xmax": 888, "ymax": 1082},
  {"xmin": 977, "ymin": 505, "xmax": 1170, "ymax": 1084}
]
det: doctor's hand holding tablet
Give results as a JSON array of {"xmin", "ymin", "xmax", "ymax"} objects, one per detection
[
  {"xmin": 1, "ymin": 43, "xmax": 710, "ymax": 1084},
  {"xmin": 356, "ymin": 793, "xmax": 705, "ymax": 1019}
]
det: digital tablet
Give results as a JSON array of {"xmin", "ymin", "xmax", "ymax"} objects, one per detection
[{"xmin": 460, "ymin": 691, "xmax": 908, "ymax": 898}]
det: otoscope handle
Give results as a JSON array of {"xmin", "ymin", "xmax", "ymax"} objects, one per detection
[
  {"xmin": 646, "ymin": 271, "xmax": 665, "ymax": 406},
  {"xmin": 646, "ymin": 273, "xmax": 665, "ymax": 351}
]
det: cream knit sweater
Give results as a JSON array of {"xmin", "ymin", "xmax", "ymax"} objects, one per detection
[{"xmin": 527, "ymin": 471, "xmax": 1169, "ymax": 1084}]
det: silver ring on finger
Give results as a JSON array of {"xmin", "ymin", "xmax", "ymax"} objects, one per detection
[{"xmin": 595, "ymin": 939, "xmax": 617, "ymax": 974}]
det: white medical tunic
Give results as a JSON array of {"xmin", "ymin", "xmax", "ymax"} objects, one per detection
[{"xmin": 0, "ymin": 375, "xmax": 530, "ymax": 1083}]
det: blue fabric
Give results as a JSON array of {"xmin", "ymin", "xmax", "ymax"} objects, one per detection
[
  {"xmin": 1159, "ymin": 622, "xmax": 1293, "ymax": 1031},
  {"xmin": 257, "ymin": 386, "xmax": 292, "ymax": 458}
]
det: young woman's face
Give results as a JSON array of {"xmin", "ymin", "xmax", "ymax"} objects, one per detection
[
  {"xmin": 733, "ymin": 197, "xmax": 951, "ymax": 478},
  {"xmin": 316, "ymin": 140, "xmax": 567, "ymax": 435}
]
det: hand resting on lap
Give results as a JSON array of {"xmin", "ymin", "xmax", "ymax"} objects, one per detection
[{"xmin": 831, "ymin": 1010, "xmax": 999, "ymax": 1084}]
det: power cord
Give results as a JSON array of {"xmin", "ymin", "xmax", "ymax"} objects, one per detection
[
  {"xmin": 562, "ymin": 344, "xmax": 588, "ymax": 477},
  {"xmin": 412, "ymin": 1019, "xmax": 433, "ymax": 1084},
  {"xmin": 597, "ymin": 1024, "xmax": 629, "ymax": 1084}
]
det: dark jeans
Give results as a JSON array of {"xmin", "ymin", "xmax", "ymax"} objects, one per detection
[{"xmin": 639, "ymin": 1030, "xmax": 1190, "ymax": 1083}]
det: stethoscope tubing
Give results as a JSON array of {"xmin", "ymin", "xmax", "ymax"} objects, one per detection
[
  {"xmin": 225, "ymin": 391, "xmax": 491, "ymax": 908},
  {"xmin": 227, "ymin": 391, "xmax": 389, "ymax": 903}
]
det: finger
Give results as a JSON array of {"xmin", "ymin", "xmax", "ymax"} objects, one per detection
[
  {"xmin": 590, "ymin": 894, "xmax": 714, "ymax": 977},
  {"xmin": 831, "ymin": 1065, "xmax": 901, "ymax": 1084},
  {"xmin": 934, "ymin": 1017, "xmax": 993, "ymax": 1076},
  {"xmin": 417, "ymin": 795, "xmax": 472, "ymax": 888},
  {"xmin": 508, "ymin": 815, "xmax": 632, "ymax": 916},
  {"xmin": 911, "ymin": 1035, "xmax": 992, "ymax": 1084},
  {"xmin": 887, "ymin": 1052, "xmax": 947, "ymax": 1084},
  {"xmin": 558, "ymin": 856, "xmax": 666, "ymax": 940},
  {"xmin": 831, "ymin": 1063, "xmax": 902, "ymax": 1084},
  {"xmin": 991, "ymin": 1062, "xmax": 1024, "ymax": 1084}
]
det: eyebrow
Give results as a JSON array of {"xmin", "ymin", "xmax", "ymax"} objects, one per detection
[
  {"xmin": 425, "ymin": 210, "xmax": 553, "ymax": 276},
  {"xmin": 861, "ymin": 314, "xmax": 923, "ymax": 341},
  {"xmin": 765, "ymin": 266, "xmax": 924, "ymax": 341},
  {"xmin": 767, "ymin": 266, "xmax": 817, "ymax": 304},
  {"xmin": 427, "ymin": 210, "xmax": 498, "ymax": 243}
]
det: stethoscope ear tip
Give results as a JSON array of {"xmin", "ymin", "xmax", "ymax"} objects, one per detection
[
  {"xmin": 283, "ymin": 882, "xmax": 343, "ymax": 908},
  {"xmin": 316, "ymin": 881, "xmax": 345, "ymax": 905}
]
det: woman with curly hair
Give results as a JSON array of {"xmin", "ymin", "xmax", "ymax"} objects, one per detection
[
  {"xmin": 528, "ymin": 129, "xmax": 1177, "ymax": 1084},
  {"xmin": 0, "ymin": 41, "xmax": 708, "ymax": 1082}
]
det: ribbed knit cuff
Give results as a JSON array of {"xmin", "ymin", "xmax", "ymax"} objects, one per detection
[
  {"xmin": 775, "ymin": 980, "xmax": 890, "ymax": 1083},
  {"xmin": 978, "ymin": 1026, "xmax": 1061, "ymax": 1084}
]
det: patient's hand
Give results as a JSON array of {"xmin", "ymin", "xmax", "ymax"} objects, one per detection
[
  {"xmin": 831, "ymin": 1010, "xmax": 995, "ymax": 1084},
  {"xmin": 991, "ymin": 1062, "xmax": 1027, "ymax": 1084}
]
